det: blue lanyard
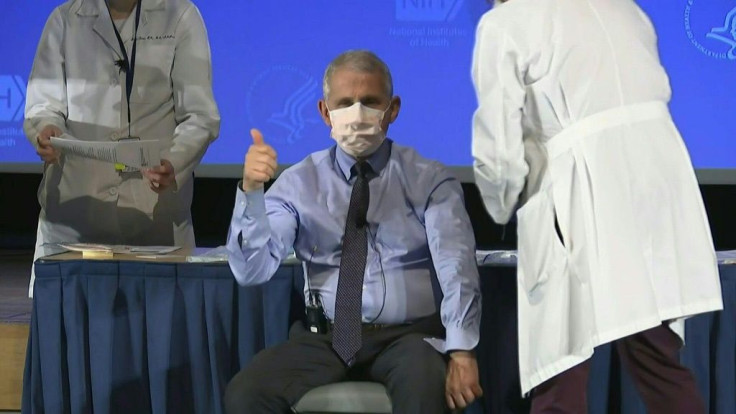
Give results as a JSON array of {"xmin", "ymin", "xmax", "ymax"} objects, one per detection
[{"xmin": 108, "ymin": 0, "xmax": 142, "ymax": 137}]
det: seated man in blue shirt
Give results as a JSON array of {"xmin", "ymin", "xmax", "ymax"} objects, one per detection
[{"xmin": 224, "ymin": 50, "xmax": 483, "ymax": 414}]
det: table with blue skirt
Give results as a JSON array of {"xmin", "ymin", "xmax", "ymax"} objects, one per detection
[{"xmin": 22, "ymin": 250, "xmax": 736, "ymax": 413}]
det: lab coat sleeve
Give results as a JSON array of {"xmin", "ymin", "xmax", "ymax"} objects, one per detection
[
  {"xmin": 23, "ymin": 8, "xmax": 68, "ymax": 150},
  {"xmin": 470, "ymin": 18, "xmax": 528, "ymax": 225},
  {"xmin": 167, "ymin": 4, "xmax": 220, "ymax": 189}
]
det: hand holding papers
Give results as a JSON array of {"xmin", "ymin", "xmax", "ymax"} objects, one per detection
[
  {"xmin": 36, "ymin": 125, "xmax": 62, "ymax": 163},
  {"xmin": 50, "ymin": 133, "xmax": 161, "ymax": 169}
]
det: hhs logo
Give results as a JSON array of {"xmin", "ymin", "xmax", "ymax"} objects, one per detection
[
  {"xmin": 396, "ymin": 0, "xmax": 464, "ymax": 22},
  {"xmin": 684, "ymin": 2, "xmax": 736, "ymax": 61},
  {"xmin": 0, "ymin": 75, "xmax": 26, "ymax": 122},
  {"xmin": 245, "ymin": 65, "xmax": 321, "ymax": 145},
  {"xmin": 706, "ymin": 7, "xmax": 736, "ymax": 59}
]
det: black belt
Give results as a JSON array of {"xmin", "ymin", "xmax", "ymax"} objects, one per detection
[{"xmin": 329, "ymin": 322, "xmax": 409, "ymax": 332}]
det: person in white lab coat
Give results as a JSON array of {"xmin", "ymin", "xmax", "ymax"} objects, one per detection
[
  {"xmin": 24, "ymin": 0, "xmax": 220, "ymax": 295},
  {"xmin": 471, "ymin": 0, "xmax": 723, "ymax": 412}
]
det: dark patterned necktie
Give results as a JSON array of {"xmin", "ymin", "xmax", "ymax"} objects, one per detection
[{"xmin": 332, "ymin": 161, "xmax": 371, "ymax": 366}]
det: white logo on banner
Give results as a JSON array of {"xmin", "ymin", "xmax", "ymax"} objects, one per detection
[
  {"xmin": 395, "ymin": 0, "xmax": 464, "ymax": 22},
  {"xmin": 390, "ymin": 0, "xmax": 470, "ymax": 48},
  {"xmin": 685, "ymin": 1, "xmax": 736, "ymax": 61},
  {"xmin": 0, "ymin": 75, "xmax": 26, "ymax": 122},
  {"xmin": 245, "ymin": 65, "xmax": 321, "ymax": 146}
]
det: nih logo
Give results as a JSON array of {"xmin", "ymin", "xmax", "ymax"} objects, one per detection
[
  {"xmin": 396, "ymin": 0, "xmax": 464, "ymax": 22},
  {"xmin": 0, "ymin": 75, "xmax": 26, "ymax": 122}
]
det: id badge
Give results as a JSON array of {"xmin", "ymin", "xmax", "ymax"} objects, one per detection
[{"xmin": 114, "ymin": 136, "xmax": 140, "ymax": 172}]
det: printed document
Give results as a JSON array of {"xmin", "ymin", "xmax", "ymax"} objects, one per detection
[{"xmin": 50, "ymin": 134, "xmax": 161, "ymax": 169}]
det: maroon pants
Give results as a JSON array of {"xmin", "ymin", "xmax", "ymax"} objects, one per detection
[{"xmin": 530, "ymin": 324, "xmax": 705, "ymax": 414}]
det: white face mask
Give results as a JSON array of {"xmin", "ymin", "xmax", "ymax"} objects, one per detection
[{"xmin": 328, "ymin": 102, "xmax": 389, "ymax": 158}]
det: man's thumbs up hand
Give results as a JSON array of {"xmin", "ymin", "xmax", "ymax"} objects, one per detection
[{"xmin": 243, "ymin": 128, "xmax": 278, "ymax": 192}]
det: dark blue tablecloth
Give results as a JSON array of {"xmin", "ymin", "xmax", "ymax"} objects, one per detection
[
  {"xmin": 22, "ymin": 260, "xmax": 301, "ymax": 414},
  {"xmin": 22, "ymin": 258, "xmax": 735, "ymax": 413}
]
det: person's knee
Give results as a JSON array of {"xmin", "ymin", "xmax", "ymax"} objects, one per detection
[
  {"xmin": 223, "ymin": 369, "xmax": 283, "ymax": 414},
  {"xmin": 223, "ymin": 371, "xmax": 254, "ymax": 414}
]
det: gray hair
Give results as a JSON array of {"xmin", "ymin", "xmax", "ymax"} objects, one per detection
[{"xmin": 322, "ymin": 50, "xmax": 393, "ymax": 99}]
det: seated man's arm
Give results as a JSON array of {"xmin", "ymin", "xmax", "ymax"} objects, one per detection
[
  {"xmin": 425, "ymin": 176, "xmax": 482, "ymax": 352},
  {"xmin": 424, "ymin": 173, "xmax": 483, "ymax": 409},
  {"xmin": 226, "ymin": 180, "xmax": 297, "ymax": 286}
]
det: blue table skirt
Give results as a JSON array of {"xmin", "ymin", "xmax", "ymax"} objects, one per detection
[{"xmin": 22, "ymin": 260, "xmax": 735, "ymax": 413}]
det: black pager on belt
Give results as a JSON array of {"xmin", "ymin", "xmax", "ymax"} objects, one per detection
[
  {"xmin": 304, "ymin": 246, "xmax": 329, "ymax": 334},
  {"xmin": 305, "ymin": 300, "xmax": 329, "ymax": 334}
]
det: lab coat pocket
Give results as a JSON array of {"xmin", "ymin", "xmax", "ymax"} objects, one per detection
[
  {"xmin": 516, "ymin": 188, "xmax": 567, "ymax": 296},
  {"xmin": 130, "ymin": 43, "xmax": 175, "ymax": 104}
]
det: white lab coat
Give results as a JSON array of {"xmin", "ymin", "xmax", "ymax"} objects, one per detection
[
  {"xmin": 24, "ymin": 0, "xmax": 220, "ymax": 294},
  {"xmin": 471, "ymin": 0, "xmax": 723, "ymax": 394}
]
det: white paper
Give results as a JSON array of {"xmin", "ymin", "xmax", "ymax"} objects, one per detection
[
  {"xmin": 129, "ymin": 246, "xmax": 180, "ymax": 254},
  {"xmin": 47, "ymin": 243, "xmax": 179, "ymax": 255},
  {"xmin": 51, "ymin": 134, "xmax": 161, "ymax": 169},
  {"xmin": 475, "ymin": 250, "xmax": 518, "ymax": 266},
  {"xmin": 717, "ymin": 250, "xmax": 736, "ymax": 265},
  {"xmin": 58, "ymin": 242, "xmax": 113, "ymax": 253},
  {"xmin": 187, "ymin": 245, "xmax": 229, "ymax": 263}
]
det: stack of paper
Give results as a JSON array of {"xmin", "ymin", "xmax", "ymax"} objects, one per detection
[
  {"xmin": 187, "ymin": 246, "xmax": 229, "ymax": 263},
  {"xmin": 50, "ymin": 134, "xmax": 161, "ymax": 169},
  {"xmin": 45, "ymin": 243, "xmax": 181, "ymax": 259},
  {"xmin": 59, "ymin": 243, "xmax": 114, "ymax": 259},
  {"xmin": 717, "ymin": 250, "xmax": 736, "ymax": 265}
]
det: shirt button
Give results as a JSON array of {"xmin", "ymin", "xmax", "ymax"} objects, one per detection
[
  {"xmin": 109, "ymin": 187, "xmax": 118, "ymax": 196},
  {"xmin": 362, "ymin": 284, "xmax": 367, "ymax": 290},
  {"xmin": 110, "ymin": 132, "xmax": 118, "ymax": 141}
]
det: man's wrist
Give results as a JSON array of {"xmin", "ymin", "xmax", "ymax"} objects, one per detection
[
  {"xmin": 242, "ymin": 180, "xmax": 264, "ymax": 193},
  {"xmin": 448, "ymin": 349, "xmax": 475, "ymax": 359}
]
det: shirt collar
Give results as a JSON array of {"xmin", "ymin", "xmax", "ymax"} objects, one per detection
[{"xmin": 334, "ymin": 139, "xmax": 392, "ymax": 181}]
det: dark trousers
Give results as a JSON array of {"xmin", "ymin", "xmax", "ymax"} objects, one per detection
[
  {"xmin": 224, "ymin": 314, "xmax": 449, "ymax": 414},
  {"xmin": 531, "ymin": 324, "xmax": 706, "ymax": 414}
]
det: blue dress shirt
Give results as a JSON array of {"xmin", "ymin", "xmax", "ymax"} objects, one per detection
[{"xmin": 227, "ymin": 139, "xmax": 481, "ymax": 352}]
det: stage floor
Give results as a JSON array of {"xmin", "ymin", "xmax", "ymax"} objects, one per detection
[
  {"xmin": 0, "ymin": 250, "xmax": 32, "ymax": 325},
  {"xmin": 0, "ymin": 250, "xmax": 32, "ymax": 411}
]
